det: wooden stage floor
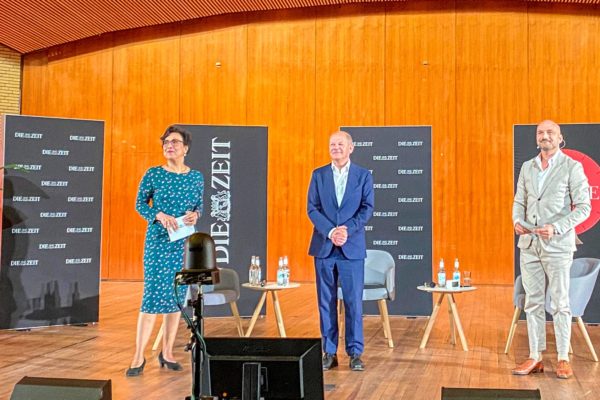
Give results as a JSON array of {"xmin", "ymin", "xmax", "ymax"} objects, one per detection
[{"xmin": 1, "ymin": 281, "xmax": 599, "ymax": 399}]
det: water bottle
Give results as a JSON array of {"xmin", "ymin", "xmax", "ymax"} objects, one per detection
[
  {"xmin": 277, "ymin": 257, "xmax": 285, "ymax": 286},
  {"xmin": 437, "ymin": 259, "xmax": 446, "ymax": 287},
  {"xmin": 249, "ymin": 256, "xmax": 256, "ymax": 285},
  {"xmin": 283, "ymin": 255, "xmax": 290, "ymax": 286},
  {"xmin": 71, "ymin": 281, "xmax": 80, "ymax": 305},
  {"xmin": 453, "ymin": 258, "xmax": 461, "ymax": 286},
  {"xmin": 256, "ymin": 256, "xmax": 262, "ymax": 284}
]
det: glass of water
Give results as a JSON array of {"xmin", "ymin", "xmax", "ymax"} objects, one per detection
[{"xmin": 462, "ymin": 271, "xmax": 472, "ymax": 287}]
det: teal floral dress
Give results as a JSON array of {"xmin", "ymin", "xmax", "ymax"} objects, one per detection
[{"xmin": 135, "ymin": 166, "xmax": 204, "ymax": 313}]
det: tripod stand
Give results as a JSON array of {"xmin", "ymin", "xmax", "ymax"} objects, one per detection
[
  {"xmin": 176, "ymin": 233, "xmax": 220, "ymax": 400},
  {"xmin": 174, "ymin": 268, "xmax": 220, "ymax": 400},
  {"xmin": 185, "ymin": 286, "xmax": 208, "ymax": 400}
]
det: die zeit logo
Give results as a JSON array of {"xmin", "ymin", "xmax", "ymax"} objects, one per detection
[{"xmin": 563, "ymin": 149, "xmax": 600, "ymax": 234}]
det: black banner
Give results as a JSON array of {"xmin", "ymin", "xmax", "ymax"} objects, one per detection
[
  {"xmin": 1, "ymin": 115, "xmax": 104, "ymax": 329},
  {"xmin": 514, "ymin": 124, "xmax": 600, "ymax": 322},
  {"xmin": 343, "ymin": 126, "xmax": 432, "ymax": 316},
  {"xmin": 182, "ymin": 125, "xmax": 268, "ymax": 317}
]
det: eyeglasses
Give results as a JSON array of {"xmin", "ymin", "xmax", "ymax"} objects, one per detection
[{"xmin": 162, "ymin": 139, "xmax": 184, "ymax": 147}]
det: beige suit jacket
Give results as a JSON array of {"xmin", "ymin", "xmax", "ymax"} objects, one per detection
[{"xmin": 513, "ymin": 150, "xmax": 591, "ymax": 253}]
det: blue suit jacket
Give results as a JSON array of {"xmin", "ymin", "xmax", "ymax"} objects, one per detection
[{"xmin": 307, "ymin": 162, "xmax": 374, "ymax": 259}]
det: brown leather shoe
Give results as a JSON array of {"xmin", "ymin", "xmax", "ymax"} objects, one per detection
[
  {"xmin": 511, "ymin": 359, "xmax": 544, "ymax": 375},
  {"xmin": 556, "ymin": 360, "xmax": 573, "ymax": 379}
]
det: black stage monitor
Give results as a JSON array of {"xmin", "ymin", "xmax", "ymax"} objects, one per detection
[
  {"xmin": 202, "ymin": 337, "xmax": 324, "ymax": 400},
  {"xmin": 11, "ymin": 377, "xmax": 112, "ymax": 400}
]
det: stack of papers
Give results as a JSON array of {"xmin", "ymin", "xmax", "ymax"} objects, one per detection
[{"xmin": 168, "ymin": 215, "xmax": 196, "ymax": 242}]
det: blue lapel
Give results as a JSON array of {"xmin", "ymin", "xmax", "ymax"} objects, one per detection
[{"xmin": 323, "ymin": 165, "xmax": 338, "ymax": 209}]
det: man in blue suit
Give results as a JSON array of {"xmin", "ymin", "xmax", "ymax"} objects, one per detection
[{"xmin": 307, "ymin": 130, "xmax": 374, "ymax": 371}]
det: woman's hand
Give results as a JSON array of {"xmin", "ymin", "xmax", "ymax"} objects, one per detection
[
  {"xmin": 182, "ymin": 210, "xmax": 200, "ymax": 226},
  {"xmin": 156, "ymin": 212, "xmax": 179, "ymax": 232}
]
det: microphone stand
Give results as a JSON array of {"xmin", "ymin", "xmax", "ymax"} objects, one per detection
[
  {"xmin": 185, "ymin": 285, "xmax": 207, "ymax": 400},
  {"xmin": 175, "ymin": 267, "xmax": 220, "ymax": 400}
]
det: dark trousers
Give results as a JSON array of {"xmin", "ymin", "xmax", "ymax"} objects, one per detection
[{"xmin": 314, "ymin": 247, "xmax": 364, "ymax": 356}]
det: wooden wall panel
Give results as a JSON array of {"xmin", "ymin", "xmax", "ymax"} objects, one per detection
[
  {"xmin": 180, "ymin": 15, "xmax": 248, "ymax": 124},
  {"xmin": 455, "ymin": 1, "xmax": 529, "ymax": 284},
  {"xmin": 44, "ymin": 38, "xmax": 113, "ymax": 121},
  {"xmin": 105, "ymin": 153, "xmax": 158, "ymax": 279},
  {"xmin": 108, "ymin": 25, "xmax": 181, "ymax": 279},
  {"xmin": 247, "ymin": 9, "xmax": 317, "ymax": 281},
  {"xmin": 18, "ymin": 2, "xmax": 600, "ymax": 285},
  {"xmin": 314, "ymin": 4, "xmax": 386, "ymax": 164},
  {"xmin": 21, "ymin": 51, "xmax": 49, "ymax": 115},
  {"xmin": 385, "ymin": 1, "xmax": 457, "ymax": 281},
  {"xmin": 111, "ymin": 25, "xmax": 181, "ymax": 154},
  {"xmin": 527, "ymin": 3, "xmax": 600, "ymax": 122}
]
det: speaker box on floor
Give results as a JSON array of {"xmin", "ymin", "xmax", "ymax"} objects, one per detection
[
  {"xmin": 11, "ymin": 376, "xmax": 112, "ymax": 400},
  {"xmin": 442, "ymin": 387, "xmax": 541, "ymax": 400}
]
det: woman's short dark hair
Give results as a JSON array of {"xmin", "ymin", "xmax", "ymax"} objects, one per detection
[{"xmin": 161, "ymin": 125, "xmax": 192, "ymax": 152}]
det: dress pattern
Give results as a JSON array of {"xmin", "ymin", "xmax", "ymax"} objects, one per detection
[{"xmin": 136, "ymin": 166, "xmax": 204, "ymax": 313}]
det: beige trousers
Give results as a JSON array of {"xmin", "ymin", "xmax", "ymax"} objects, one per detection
[{"xmin": 520, "ymin": 240, "xmax": 572, "ymax": 361}]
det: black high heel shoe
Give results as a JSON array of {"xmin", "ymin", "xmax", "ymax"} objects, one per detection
[
  {"xmin": 158, "ymin": 351, "xmax": 183, "ymax": 371},
  {"xmin": 125, "ymin": 358, "xmax": 146, "ymax": 377}
]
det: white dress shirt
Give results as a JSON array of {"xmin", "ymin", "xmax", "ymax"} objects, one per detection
[
  {"xmin": 328, "ymin": 160, "xmax": 351, "ymax": 239},
  {"xmin": 332, "ymin": 160, "xmax": 351, "ymax": 206},
  {"xmin": 534, "ymin": 149, "xmax": 561, "ymax": 193}
]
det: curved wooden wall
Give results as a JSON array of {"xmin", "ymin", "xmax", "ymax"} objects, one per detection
[{"xmin": 21, "ymin": 1, "xmax": 600, "ymax": 284}]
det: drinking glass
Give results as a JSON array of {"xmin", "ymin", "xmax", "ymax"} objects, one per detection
[{"xmin": 463, "ymin": 271, "xmax": 472, "ymax": 287}]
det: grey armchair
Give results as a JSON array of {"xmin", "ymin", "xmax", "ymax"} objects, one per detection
[
  {"xmin": 338, "ymin": 249, "xmax": 396, "ymax": 348},
  {"xmin": 504, "ymin": 258, "xmax": 600, "ymax": 361},
  {"xmin": 504, "ymin": 275, "xmax": 525, "ymax": 354},
  {"xmin": 545, "ymin": 257, "xmax": 600, "ymax": 362},
  {"xmin": 202, "ymin": 267, "xmax": 244, "ymax": 336}
]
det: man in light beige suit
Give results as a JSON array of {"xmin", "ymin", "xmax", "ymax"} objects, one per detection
[{"xmin": 512, "ymin": 120, "xmax": 591, "ymax": 379}]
